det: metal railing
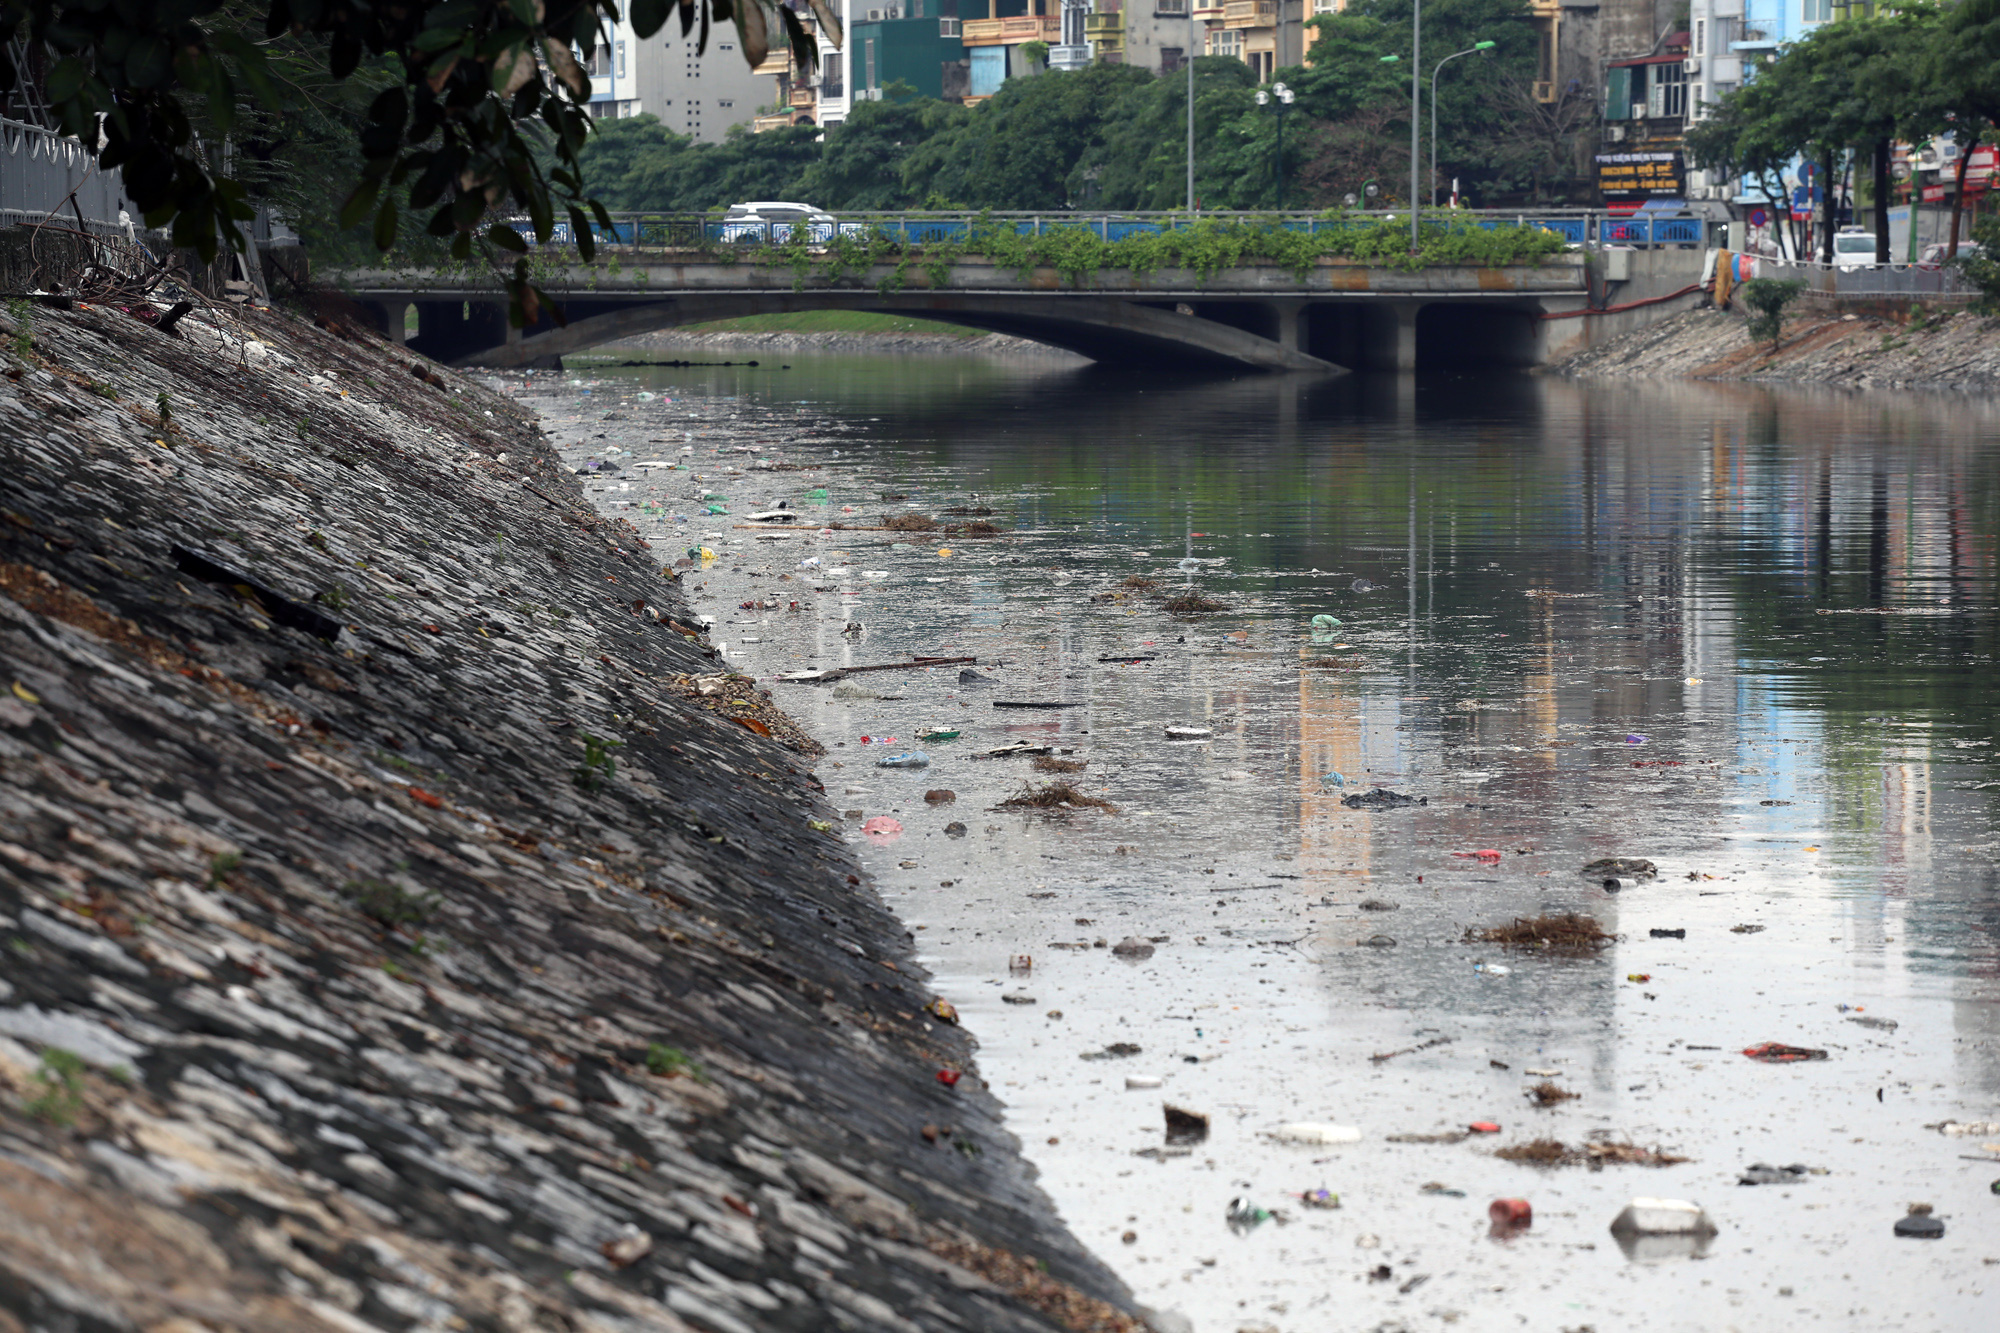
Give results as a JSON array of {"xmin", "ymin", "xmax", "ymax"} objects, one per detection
[
  {"xmin": 531, "ymin": 208, "xmax": 1721, "ymax": 251},
  {"xmin": 1746, "ymin": 255, "xmax": 1976, "ymax": 297},
  {"xmin": 1, "ymin": 116, "xmax": 136, "ymax": 229}
]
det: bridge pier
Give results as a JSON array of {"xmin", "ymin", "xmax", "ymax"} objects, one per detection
[{"xmin": 1387, "ymin": 304, "xmax": 1418, "ymax": 373}]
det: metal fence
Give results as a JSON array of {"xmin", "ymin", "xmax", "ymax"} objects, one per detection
[
  {"xmin": 0, "ymin": 117, "xmax": 136, "ymax": 230},
  {"xmin": 1747, "ymin": 255, "xmax": 1976, "ymax": 298},
  {"xmin": 534, "ymin": 208, "xmax": 1724, "ymax": 251}
]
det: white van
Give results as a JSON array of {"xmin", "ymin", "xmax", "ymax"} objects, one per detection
[{"xmin": 1831, "ymin": 227, "xmax": 1879, "ymax": 269}]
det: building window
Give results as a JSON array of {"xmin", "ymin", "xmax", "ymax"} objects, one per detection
[
  {"xmin": 1693, "ymin": 20, "xmax": 1704, "ymax": 56},
  {"xmin": 1804, "ymin": 0, "xmax": 1833, "ymax": 18},
  {"xmin": 616, "ymin": 40, "xmax": 626, "ymax": 78},
  {"xmin": 585, "ymin": 44, "xmax": 611, "ymax": 77},
  {"xmin": 865, "ymin": 38, "xmax": 877, "ymax": 89},
  {"xmin": 1311, "ymin": 0, "xmax": 1339, "ymax": 13},
  {"xmin": 1650, "ymin": 63, "xmax": 1686, "ymax": 120},
  {"xmin": 824, "ymin": 52, "xmax": 845, "ymax": 97},
  {"xmin": 1206, "ymin": 28, "xmax": 1242, "ymax": 58},
  {"xmin": 1160, "ymin": 46, "xmax": 1183, "ymax": 73},
  {"xmin": 719, "ymin": 99, "xmax": 734, "ymax": 107},
  {"xmin": 1157, "ymin": 0, "xmax": 1187, "ymax": 11}
]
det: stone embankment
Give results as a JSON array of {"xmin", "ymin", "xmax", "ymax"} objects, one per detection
[
  {"xmin": 0, "ymin": 295, "xmax": 1144, "ymax": 1332},
  {"xmin": 1551, "ymin": 301, "xmax": 2000, "ymax": 392}
]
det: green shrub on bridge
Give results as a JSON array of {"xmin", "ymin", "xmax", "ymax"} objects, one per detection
[{"xmin": 739, "ymin": 213, "xmax": 1567, "ymax": 293}]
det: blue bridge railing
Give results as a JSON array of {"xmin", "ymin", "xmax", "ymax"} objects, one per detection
[{"xmin": 535, "ymin": 209, "xmax": 1720, "ymax": 252}]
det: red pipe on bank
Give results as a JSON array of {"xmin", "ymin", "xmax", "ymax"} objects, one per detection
[{"xmin": 1539, "ymin": 283, "xmax": 1704, "ymax": 320}]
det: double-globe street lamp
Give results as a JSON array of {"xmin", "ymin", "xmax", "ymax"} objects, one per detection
[{"xmin": 1255, "ymin": 81, "xmax": 1296, "ymax": 208}]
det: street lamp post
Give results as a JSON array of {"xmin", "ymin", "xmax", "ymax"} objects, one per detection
[
  {"xmin": 1255, "ymin": 81, "xmax": 1296, "ymax": 209},
  {"xmin": 1186, "ymin": 4, "xmax": 1195, "ymax": 213},
  {"xmin": 1409, "ymin": 0, "xmax": 1420, "ymax": 252},
  {"xmin": 1430, "ymin": 40, "xmax": 1495, "ymax": 208}
]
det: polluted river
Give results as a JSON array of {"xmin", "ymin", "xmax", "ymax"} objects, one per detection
[{"xmin": 494, "ymin": 351, "xmax": 1999, "ymax": 1332}]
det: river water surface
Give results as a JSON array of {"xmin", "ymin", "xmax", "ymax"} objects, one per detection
[{"xmin": 517, "ymin": 351, "xmax": 1999, "ymax": 1333}]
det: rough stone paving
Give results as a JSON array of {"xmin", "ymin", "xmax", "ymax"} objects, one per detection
[
  {"xmin": 1551, "ymin": 302, "xmax": 2000, "ymax": 391},
  {"xmin": 0, "ymin": 297, "xmax": 1145, "ymax": 1333}
]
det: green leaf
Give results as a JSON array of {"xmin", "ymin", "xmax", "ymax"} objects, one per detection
[
  {"xmin": 487, "ymin": 223, "xmax": 528, "ymax": 252},
  {"xmin": 373, "ymin": 199, "xmax": 400, "ymax": 252},
  {"xmin": 44, "ymin": 56, "xmax": 87, "ymax": 105},
  {"xmin": 339, "ymin": 178, "xmax": 382, "ymax": 230},
  {"xmin": 632, "ymin": 0, "xmax": 669, "ymax": 38}
]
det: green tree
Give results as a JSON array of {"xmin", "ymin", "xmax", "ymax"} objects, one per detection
[
  {"xmin": 576, "ymin": 115, "xmax": 685, "ymax": 211},
  {"xmin": 1688, "ymin": 8, "xmax": 1936, "ymax": 264},
  {"xmin": 0, "ymin": 0, "xmax": 841, "ymax": 322},
  {"xmin": 1321, "ymin": 0, "xmax": 1551, "ymax": 202},
  {"xmin": 901, "ymin": 62, "xmax": 1155, "ymax": 210},
  {"xmin": 1918, "ymin": 0, "xmax": 2000, "ymax": 257},
  {"xmin": 1078, "ymin": 58, "xmax": 1258, "ymax": 210},
  {"xmin": 619, "ymin": 124, "xmax": 822, "ymax": 211},
  {"xmin": 804, "ymin": 96, "xmax": 969, "ymax": 209}
]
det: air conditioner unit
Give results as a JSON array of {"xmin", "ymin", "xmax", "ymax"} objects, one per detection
[
  {"xmin": 1683, "ymin": 56, "xmax": 1700, "ymax": 75},
  {"xmin": 940, "ymin": 17, "xmax": 960, "ymax": 35},
  {"xmin": 1941, "ymin": 140, "xmax": 1963, "ymax": 161},
  {"xmin": 1607, "ymin": 124, "xmax": 1627, "ymax": 143},
  {"xmin": 866, "ymin": 8, "xmax": 883, "ymax": 20}
]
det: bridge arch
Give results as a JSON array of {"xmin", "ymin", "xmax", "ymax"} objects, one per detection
[{"xmin": 415, "ymin": 292, "xmax": 1341, "ymax": 374}]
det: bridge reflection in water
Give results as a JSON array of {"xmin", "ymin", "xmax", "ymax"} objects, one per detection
[{"xmin": 335, "ymin": 210, "xmax": 1712, "ymax": 374}]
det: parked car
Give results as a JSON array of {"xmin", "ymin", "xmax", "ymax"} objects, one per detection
[
  {"xmin": 1919, "ymin": 240, "xmax": 1985, "ymax": 267},
  {"xmin": 717, "ymin": 202, "xmax": 843, "ymax": 245},
  {"xmin": 1831, "ymin": 227, "xmax": 1881, "ymax": 269}
]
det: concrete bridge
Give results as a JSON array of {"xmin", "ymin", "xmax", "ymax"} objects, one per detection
[{"xmin": 341, "ymin": 243, "xmax": 1705, "ymax": 375}]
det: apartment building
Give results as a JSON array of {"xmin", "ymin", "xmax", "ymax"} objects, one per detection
[{"xmin": 584, "ymin": 14, "xmax": 768, "ymax": 141}]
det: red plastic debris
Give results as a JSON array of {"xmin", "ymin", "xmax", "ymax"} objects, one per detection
[
  {"xmin": 1488, "ymin": 1198, "xmax": 1532, "ymax": 1228},
  {"xmin": 936, "ymin": 1069, "xmax": 962, "ymax": 1087},
  {"xmin": 1452, "ymin": 849, "xmax": 1504, "ymax": 862},
  {"xmin": 1742, "ymin": 1042, "xmax": 1829, "ymax": 1063},
  {"xmin": 1469, "ymin": 1121, "xmax": 1502, "ymax": 1133},
  {"xmin": 407, "ymin": 786, "xmax": 443, "ymax": 809}
]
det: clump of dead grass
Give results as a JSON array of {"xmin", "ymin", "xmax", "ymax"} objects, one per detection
[
  {"xmin": 1032, "ymin": 755, "xmax": 1087, "ymax": 774},
  {"xmin": 1466, "ymin": 913, "xmax": 1613, "ymax": 953},
  {"xmin": 1122, "ymin": 575, "xmax": 1161, "ymax": 590},
  {"xmin": 1528, "ymin": 1081, "xmax": 1579, "ymax": 1107},
  {"xmin": 1496, "ymin": 1138, "xmax": 1688, "ymax": 1168},
  {"xmin": 952, "ymin": 520, "xmax": 1005, "ymax": 537},
  {"xmin": 998, "ymin": 781, "xmax": 1117, "ymax": 812},
  {"xmin": 1162, "ymin": 590, "xmax": 1228, "ymax": 614},
  {"xmin": 882, "ymin": 513, "xmax": 940, "ymax": 531}
]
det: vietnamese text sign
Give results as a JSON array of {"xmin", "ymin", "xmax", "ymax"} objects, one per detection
[{"xmin": 1596, "ymin": 151, "xmax": 1685, "ymax": 200}]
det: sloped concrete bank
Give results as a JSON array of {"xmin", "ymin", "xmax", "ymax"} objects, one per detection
[
  {"xmin": 1549, "ymin": 301, "xmax": 2000, "ymax": 391},
  {"xmin": 0, "ymin": 298, "xmax": 1145, "ymax": 1332}
]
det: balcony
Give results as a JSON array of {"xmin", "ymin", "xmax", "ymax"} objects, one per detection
[
  {"xmin": 1222, "ymin": 0, "xmax": 1277, "ymax": 29},
  {"xmin": 1192, "ymin": 4, "xmax": 1224, "ymax": 18},
  {"xmin": 962, "ymin": 15, "xmax": 1062, "ymax": 44},
  {"xmin": 752, "ymin": 52, "xmax": 791, "ymax": 76},
  {"xmin": 1084, "ymin": 12, "xmax": 1123, "ymax": 35},
  {"xmin": 788, "ymin": 87, "xmax": 817, "ymax": 109}
]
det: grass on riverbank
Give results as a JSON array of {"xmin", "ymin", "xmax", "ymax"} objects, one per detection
[{"xmin": 682, "ymin": 311, "xmax": 989, "ymax": 339}]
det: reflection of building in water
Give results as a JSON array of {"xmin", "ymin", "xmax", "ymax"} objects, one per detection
[{"xmin": 1292, "ymin": 663, "xmax": 1379, "ymax": 879}]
